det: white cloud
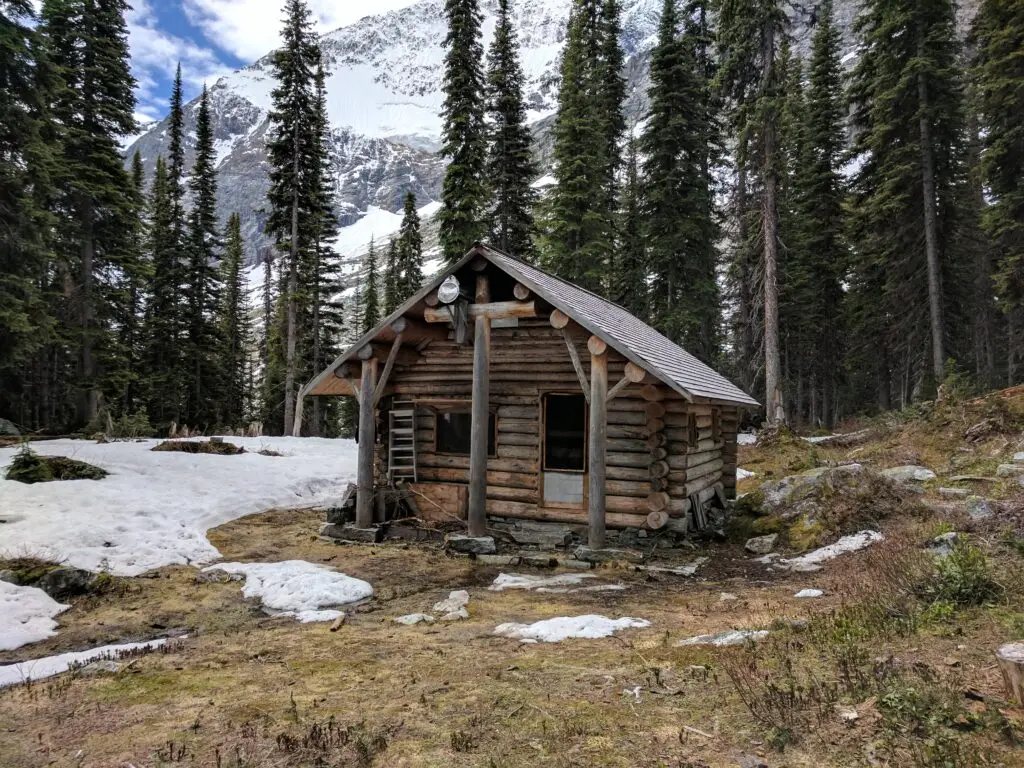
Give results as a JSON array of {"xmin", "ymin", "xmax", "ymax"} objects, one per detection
[
  {"xmin": 182, "ymin": 0, "xmax": 421, "ymax": 62},
  {"xmin": 128, "ymin": 0, "xmax": 234, "ymax": 113}
]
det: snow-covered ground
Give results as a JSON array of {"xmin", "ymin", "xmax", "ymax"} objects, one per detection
[
  {"xmin": 0, "ymin": 437, "xmax": 358, "ymax": 576},
  {"xmin": 0, "ymin": 582, "xmax": 69, "ymax": 651},
  {"xmin": 494, "ymin": 615, "xmax": 650, "ymax": 643},
  {"xmin": 207, "ymin": 560, "xmax": 373, "ymax": 623},
  {"xmin": 0, "ymin": 638, "xmax": 171, "ymax": 688}
]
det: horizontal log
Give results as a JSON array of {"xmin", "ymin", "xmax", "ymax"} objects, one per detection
[
  {"xmin": 499, "ymin": 432, "xmax": 537, "ymax": 447},
  {"xmin": 686, "ymin": 458, "xmax": 724, "ymax": 482},
  {"xmin": 496, "ymin": 405, "xmax": 538, "ymax": 419},
  {"xmin": 605, "ymin": 479, "xmax": 655, "ymax": 497},
  {"xmin": 496, "ymin": 444, "xmax": 537, "ymax": 460},
  {"xmin": 607, "ymin": 452, "xmax": 653, "ymax": 469},
  {"xmin": 686, "ymin": 449, "xmax": 721, "ymax": 467},
  {"xmin": 608, "ymin": 411, "xmax": 646, "ymax": 426},
  {"xmin": 418, "ymin": 454, "xmax": 536, "ymax": 474},
  {"xmin": 609, "ymin": 425, "xmax": 648, "ymax": 440},
  {"xmin": 607, "ymin": 465, "xmax": 652, "ymax": 482},
  {"xmin": 497, "ymin": 418, "xmax": 537, "ymax": 435},
  {"xmin": 484, "ymin": 499, "xmax": 651, "ymax": 529},
  {"xmin": 424, "ymin": 300, "xmax": 537, "ymax": 323},
  {"xmin": 419, "ymin": 467, "xmax": 538, "ymax": 489},
  {"xmin": 486, "ymin": 485, "xmax": 536, "ymax": 503},
  {"xmin": 685, "ymin": 472, "xmax": 722, "ymax": 497},
  {"xmin": 647, "ymin": 491, "xmax": 670, "ymax": 512},
  {"xmin": 607, "ymin": 437, "xmax": 649, "ymax": 453}
]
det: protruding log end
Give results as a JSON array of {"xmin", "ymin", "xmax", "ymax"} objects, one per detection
[
  {"xmin": 357, "ymin": 344, "xmax": 375, "ymax": 361},
  {"xmin": 646, "ymin": 492, "xmax": 670, "ymax": 513},
  {"xmin": 470, "ymin": 256, "xmax": 488, "ymax": 272},
  {"xmin": 513, "ymin": 282, "xmax": 531, "ymax": 301},
  {"xmin": 641, "ymin": 384, "xmax": 664, "ymax": 402},
  {"xmin": 645, "ymin": 401, "xmax": 666, "ymax": 419},
  {"xmin": 588, "ymin": 335, "xmax": 608, "ymax": 356},
  {"xmin": 424, "ymin": 291, "xmax": 440, "ymax": 308},
  {"xmin": 646, "ymin": 509, "xmax": 669, "ymax": 530},
  {"xmin": 390, "ymin": 316, "xmax": 409, "ymax": 334},
  {"xmin": 550, "ymin": 309, "xmax": 570, "ymax": 329},
  {"xmin": 624, "ymin": 362, "xmax": 646, "ymax": 383}
]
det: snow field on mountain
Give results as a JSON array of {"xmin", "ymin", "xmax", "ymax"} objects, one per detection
[{"xmin": 0, "ymin": 437, "xmax": 358, "ymax": 576}]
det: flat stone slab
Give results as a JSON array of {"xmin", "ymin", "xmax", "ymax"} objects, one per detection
[
  {"xmin": 1014, "ymin": 452, "xmax": 1024, "ymax": 464},
  {"xmin": 556, "ymin": 557, "xmax": 594, "ymax": 570},
  {"xmin": 938, "ymin": 487, "xmax": 969, "ymax": 498},
  {"xmin": 445, "ymin": 535, "xmax": 496, "ymax": 555},
  {"xmin": 997, "ymin": 464, "xmax": 1024, "ymax": 478},
  {"xmin": 319, "ymin": 523, "xmax": 383, "ymax": 543},
  {"xmin": 745, "ymin": 534, "xmax": 778, "ymax": 555},
  {"xmin": 573, "ymin": 546, "xmax": 644, "ymax": 564},
  {"xmin": 967, "ymin": 496, "xmax": 994, "ymax": 519},
  {"xmin": 880, "ymin": 465, "xmax": 937, "ymax": 483},
  {"xmin": 475, "ymin": 554, "xmax": 520, "ymax": 567}
]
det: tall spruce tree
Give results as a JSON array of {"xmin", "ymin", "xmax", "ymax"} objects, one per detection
[
  {"xmin": 265, "ymin": 0, "xmax": 320, "ymax": 434},
  {"xmin": 185, "ymin": 85, "xmax": 224, "ymax": 427},
  {"xmin": 363, "ymin": 237, "xmax": 381, "ymax": 331},
  {"xmin": 383, "ymin": 237, "xmax": 399, "ymax": 314},
  {"xmin": 439, "ymin": 0, "xmax": 487, "ymax": 263},
  {"xmin": 848, "ymin": 0, "xmax": 966, "ymax": 404},
  {"xmin": 614, "ymin": 134, "xmax": 647, "ymax": 319},
  {"xmin": 972, "ymin": 0, "xmax": 1024, "ymax": 384},
  {"xmin": 117, "ymin": 151, "xmax": 149, "ymax": 414},
  {"xmin": 542, "ymin": 0, "xmax": 607, "ymax": 290},
  {"xmin": 219, "ymin": 213, "xmax": 251, "ymax": 426},
  {"xmin": 595, "ymin": 0, "xmax": 626, "ymax": 258},
  {"xmin": 396, "ymin": 191, "xmax": 424, "ymax": 303},
  {"xmin": 717, "ymin": 0, "xmax": 786, "ymax": 421},
  {"xmin": 484, "ymin": 0, "xmax": 537, "ymax": 256},
  {"xmin": 40, "ymin": 0, "xmax": 137, "ymax": 426},
  {"xmin": 0, "ymin": 0, "xmax": 56, "ymax": 426},
  {"xmin": 642, "ymin": 0, "xmax": 720, "ymax": 362}
]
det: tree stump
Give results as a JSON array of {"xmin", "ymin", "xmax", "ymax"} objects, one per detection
[{"xmin": 996, "ymin": 643, "xmax": 1024, "ymax": 704}]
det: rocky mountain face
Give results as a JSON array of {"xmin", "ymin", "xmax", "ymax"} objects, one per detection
[{"xmin": 125, "ymin": 0, "xmax": 976, "ymax": 269}]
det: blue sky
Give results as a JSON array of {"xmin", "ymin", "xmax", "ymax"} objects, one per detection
[{"xmin": 128, "ymin": 0, "xmax": 418, "ymax": 123}]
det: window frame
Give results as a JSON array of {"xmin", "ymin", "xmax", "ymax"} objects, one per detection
[
  {"xmin": 540, "ymin": 391, "xmax": 589, "ymax": 474},
  {"xmin": 432, "ymin": 407, "xmax": 497, "ymax": 458}
]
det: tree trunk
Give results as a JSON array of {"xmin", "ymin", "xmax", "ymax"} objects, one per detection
[
  {"xmin": 78, "ymin": 200, "xmax": 99, "ymax": 426},
  {"xmin": 918, "ymin": 67, "xmax": 945, "ymax": 385},
  {"xmin": 283, "ymin": 120, "xmax": 301, "ymax": 435},
  {"xmin": 735, "ymin": 157, "xmax": 756, "ymax": 396},
  {"xmin": 761, "ymin": 23, "xmax": 783, "ymax": 424}
]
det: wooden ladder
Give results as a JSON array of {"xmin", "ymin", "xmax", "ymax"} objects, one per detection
[{"xmin": 388, "ymin": 401, "xmax": 418, "ymax": 484}]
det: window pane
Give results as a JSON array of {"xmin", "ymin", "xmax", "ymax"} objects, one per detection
[
  {"xmin": 543, "ymin": 394, "xmax": 586, "ymax": 471},
  {"xmin": 436, "ymin": 411, "xmax": 495, "ymax": 455}
]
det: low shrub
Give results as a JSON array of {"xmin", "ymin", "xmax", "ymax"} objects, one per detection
[
  {"xmin": 152, "ymin": 439, "xmax": 245, "ymax": 455},
  {"xmin": 84, "ymin": 408, "xmax": 155, "ymax": 439},
  {"xmin": 5, "ymin": 444, "xmax": 108, "ymax": 483},
  {"xmin": 927, "ymin": 539, "xmax": 1003, "ymax": 607}
]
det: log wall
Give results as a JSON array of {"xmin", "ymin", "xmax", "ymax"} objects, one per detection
[{"xmin": 375, "ymin": 318, "xmax": 734, "ymax": 530}]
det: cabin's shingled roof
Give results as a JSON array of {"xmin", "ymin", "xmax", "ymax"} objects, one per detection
[
  {"xmin": 478, "ymin": 246, "xmax": 758, "ymax": 407},
  {"xmin": 304, "ymin": 243, "xmax": 758, "ymax": 407}
]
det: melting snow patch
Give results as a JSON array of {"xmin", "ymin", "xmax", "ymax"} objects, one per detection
[
  {"xmin": 737, "ymin": 432, "xmax": 757, "ymax": 446},
  {"xmin": 737, "ymin": 468, "xmax": 756, "ymax": 480},
  {"xmin": 795, "ymin": 588, "xmax": 824, "ymax": 598},
  {"xmin": 0, "ymin": 638, "xmax": 172, "ymax": 688},
  {"xmin": 394, "ymin": 613, "xmax": 434, "ymax": 626},
  {"xmin": 0, "ymin": 581, "xmax": 69, "ymax": 651},
  {"xmin": 776, "ymin": 531, "xmax": 884, "ymax": 572},
  {"xmin": 494, "ymin": 615, "xmax": 650, "ymax": 643},
  {"xmin": 488, "ymin": 572, "xmax": 624, "ymax": 593},
  {"xmin": 677, "ymin": 629, "xmax": 769, "ymax": 647},
  {"xmin": 208, "ymin": 561, "xmax": 373, "ymax": 622}
]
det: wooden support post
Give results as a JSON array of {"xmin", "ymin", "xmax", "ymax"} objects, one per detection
[
  {"xmin": 355, "ymin": 346, "xmax": 378, "ymax": 528},
  {"xmin": 588, "ymin": 335, "xmax": 608, "ymax": 549},
  {"xmin": 468, "ymin": 273, "xmax": 491, "ymax": 537},
  {"xmin": 372, "ymin": 333, "xmax": 404, "ymax": 407},
  {"xmin": 551, "ymin": 310, "xmax": 590, "ymax": 402}
]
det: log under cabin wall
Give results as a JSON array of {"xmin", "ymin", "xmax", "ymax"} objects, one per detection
[{"xmin": 372, "ymin": 315, "xmax": 731, "ymax": 532}]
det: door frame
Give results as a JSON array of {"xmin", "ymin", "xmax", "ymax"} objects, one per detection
[{"xmin": 538, "ymin": 391, "xmax": 589, "ymax": 509}]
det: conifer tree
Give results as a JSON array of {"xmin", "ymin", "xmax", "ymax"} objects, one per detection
[
  {"xmin": 363, "ymin": 237, "xmax": 381, "ymax": 331},
  {"xmin": 642, "ymin": 0, "xmax": 720, "ymax": 362},
  {"xmin": 972, "ymin": 0, "xmax": 1024, "ymax": 384},
  {"xmin": 541, "ymin": 0, "xmax": 607, "ymax": 290},
  {"xmin": 848, "ymin": 0, "xmax": 966, "ymax": 403},
  {"xmin": 265, "ymin": 0, "xmax": 320, "ymax": 434},
  {"xmin": 396, "ymin": 191, "xmax": 423, "ymax": 303},
  {"xmin": 613, "ymin": 135, "xmax": 647, "ymax": 319},
  {"xmin": 595, "ymin": 0, "xmax": 625, "ymax": 251},
  {"xmin": 117, "ymin": 151, "xmax": 149, "ymax": 414},
  {"xmin": 439, "ymin": 0, "xmax": 487, "ymax": 263},
  {"xmin": 219, "ymin": 213, "xmax": 251, "ymax": 426},
  {"xmin": 484, "ymin": 0, "xmax": 537, "ymax": 256},
  {"xmin": 40, "ymin": 0, "xmax": 137, "ymax": 425},
  {"xmin": 0, "ymin": 0, "xmax": 56, "ymax": 425},
  {"xmin": 185, "ymin": 85, "xmax": 224, "ymax": 427},
  {"xmin": 383, "ymin": 237, "xmax": 399, "ymax": 315}
]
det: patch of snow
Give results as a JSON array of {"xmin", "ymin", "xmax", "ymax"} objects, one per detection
[
  {"xmin": 494, "ymin": 615, "xmax": 650, "ymax": 643},
  {"xmin": 0, "ymin": 638, "xmax": 172, "ymax": 688},
  {"xmin": 737, "ymin": 468, "xmax": 756, "ymax": 480},
  {"xmin": 794, "ymin": 588, "xmax": 824, "ymax": 598},
  {"xmin": 395, "ymin": 613, "xmax": 434, "ymax": 625},
  {"xmin": 677, "ymin": 629, "xmax": 769, "ymax": 647},
  {"xmin": 737, "ymin": 432, "xmax": 757, "ymax": 446},
  {"xmin": 0, "ymin": 437, "xmax": 359, "ymax": 575},
  {"xmin": 432, "ymin": 590, "xmax": 469, "ymax": 613},
  {"xmin": 0, "ymin": 582, "xmax": 69, "ymax": 651},
  {"xmin": 777, "ymin": 531, "xmax": 884, "ymax": 571},
  {"xmin": 530, "ymin": 174, "xmax": 556, "ymax": 189},
  {"xmin": 207, "ymin": 561, "xmax": 373, "ymax": 622}
]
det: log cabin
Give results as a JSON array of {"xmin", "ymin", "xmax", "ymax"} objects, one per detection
[{"xmin": 299, "ymin": 244, "xmax": 758, "ymax": 549}]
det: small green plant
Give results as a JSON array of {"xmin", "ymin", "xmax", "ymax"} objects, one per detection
[
  {"xmin": 929, "ymin": 539, "xmax": 1002, "ymax": 607},
  {"xmin": 5, "ymin": 444, "xmax": 107, "ymax": 483}
]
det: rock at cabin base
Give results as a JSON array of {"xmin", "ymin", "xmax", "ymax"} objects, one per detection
[
  {"xmin": 966, "ymin": 496, "xmax": 994, "ymax": 520},
  {"xmin": 573, "ymin": 546, "xmax": 644, "ymax": 564},
  {"xmin": 880, "ymin": 465, "xmax": 937, "ymax": 484},
  {"xmin": 445, "ymin": 535, "xmax": 496, "ymax": 555},
  {"xmin": 745, "ymin": 534, "xmax": 779, "ymax": 555},
  {"xmin": 320, "ymin": 523, "xmax": 383, "ymax": 543}
]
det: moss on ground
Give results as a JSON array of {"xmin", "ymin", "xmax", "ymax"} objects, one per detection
[{"xmin": 151, "ymin": 438, "xmax": 245, "ymax": 455}]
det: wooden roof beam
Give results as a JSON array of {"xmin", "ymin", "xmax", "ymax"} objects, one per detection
[{"xmin": 423, "ymin": 300, "xmax": 536, "ymax": 323}]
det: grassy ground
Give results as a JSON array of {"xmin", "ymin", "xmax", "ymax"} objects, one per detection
[{"xmin": 2, "ymin": 396, "xmax": 1024, "ymax": 767}]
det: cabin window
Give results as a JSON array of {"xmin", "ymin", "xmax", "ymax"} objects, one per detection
[
  {"xmin": 543, "ymin": 393, "xmax": 587, "ymax": 471},
  {"xmin": 435, "ymin": 410, "xmax": 495, "ymax": 456}
]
